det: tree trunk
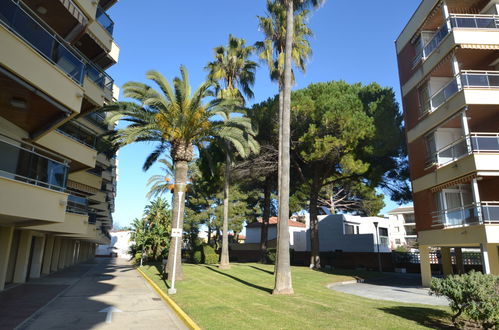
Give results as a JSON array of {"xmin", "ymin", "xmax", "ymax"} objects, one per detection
[
  {"xmin": 165, "ymin": 160, "xmax": 188, "ymax": 281},
  {"xmin": 259, "ymin": 176, "xmax": 272, "ymax": 263},
  {"xmin": 309, "ymin": 172, "xmax": 321, "ymax": 270},
  {"xmin": 219, "ymin": 147, "xmax": 231, "ymax": 270},
  {"xmin": 207, "ymin": 227, "xmax": 212, "ymax": 246},
  {"xmin": 273, "ymin": 0, "xmax": 294, "ymax": 295}
]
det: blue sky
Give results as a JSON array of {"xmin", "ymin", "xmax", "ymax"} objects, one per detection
[{"xmin": 107, "ymin": 0, "xmax": 421, "ymax": 228}]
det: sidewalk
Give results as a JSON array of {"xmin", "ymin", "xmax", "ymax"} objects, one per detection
[{"xmin": 0, "ymin": 258, "xmax": 187, "ymax": 330}]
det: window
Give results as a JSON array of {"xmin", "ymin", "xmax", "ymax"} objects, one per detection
[
  {"xmin": 395, "ymin": 239, "xmax": 401, "ymax": 245},
  {"xmin": 344, "ymin": 223, "xmax": 359, "ymax": 235},
  {"xmin": 394, "ymin": 226, "xmax": 399, "ymax": 233},
  {"xmin": 378, "ymin": 227, "xmax": 388, "ymax": 237},
  {"xmin": 404, "ymin": 214, "xmax": 415, "ymax": 223}
]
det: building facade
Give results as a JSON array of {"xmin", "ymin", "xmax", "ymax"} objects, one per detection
[
  {"xmin": 396, "ymin": 0, "xmax": 499, "ymax": 285},
  {"xmin": 386, "ymin": 206, "xmax": 418, "ymax": 247},
  {"xmin": 0, "ymin": 0, "xmax": 119, "ymax": 290}
]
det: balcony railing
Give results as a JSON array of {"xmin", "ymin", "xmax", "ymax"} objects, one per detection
[
  {"xmin": 96, "ymin": 5, "xmax": 114, "ymax": 35},
  {"xmin": 420, "ymin": 71, "xmax": 499, "ymax": 117},
  {"xmin": 413, "ymin": 14, "xmax": 499, "ymax": 67},
  {"xmin": 0, "ymin": 0, "xmax": 113, "ymax": 92},
  {"xmin": 67, "ymin": 194, "xmax": 89, "ymax": 214},
  {"xmin": 56, "ymin": 122, "xmax": 97, "ymax": 149},
  {"xmin": 432, "ymin": 202, "xmax": 499, "ymax": 227},
  {"xmin": 85, "ymin": 112, "xmax": 108, "ymax": 130},
  {"xmin": 426, "ymin": 132, "xmax": 499, "ymax": 167},
  {"xmin": 0, "ymin": 134, "xmax": 69, "ymax": 191}
]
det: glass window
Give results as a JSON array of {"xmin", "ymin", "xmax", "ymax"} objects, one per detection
[{"xmin": 379, "ymin": 227, "xmax": 388, "ymax": 237}]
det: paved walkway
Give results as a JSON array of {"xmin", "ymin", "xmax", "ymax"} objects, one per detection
[
  {"xmin": 0, "ymin": 258, "xmax": 187, "ymax": 330},
  {"xmin": 329, "ymin": 273, "xmax": 449, "ymax": 306}
]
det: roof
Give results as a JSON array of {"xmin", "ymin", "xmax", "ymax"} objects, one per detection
[
  {"xmin": 386, "ymin": 206, "xmax": 414, "ymax": 215},
  {"xmin": 246, "ymin": 217, "xmax": 306, "ymax": 228}
]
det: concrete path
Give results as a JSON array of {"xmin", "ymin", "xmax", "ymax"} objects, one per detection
[
  {"xmin": 12, "ymin": 258, "xmax": 187, "ymax": 330},
  {"xmin": 329, "ymin": 273, "xmax": 449, "ymax": 306}
]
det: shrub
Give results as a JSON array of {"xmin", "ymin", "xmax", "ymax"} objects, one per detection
[
  {"xmin": 430, "ymin": 271, "xmax": 499, "ymax": 328},
  {"xmin": 191, "ymin": 245, "xmax": 219, "ymax": 264},
  {"xmin": 133, "ymin": 252, "xmax": 142, "ymax": 265},
  {"xmin": 266, "ymin": 248, "xmax": 276, "ymax": 264}
]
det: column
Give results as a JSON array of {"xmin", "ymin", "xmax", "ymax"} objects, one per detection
[
  {"xmin": 420, "ymin": 245, "xmax": 433, "ymax": 287},
  {"xmin": 58, "ymin": 239, "xmax": 67, "ymax": 269},
  {"xmin": 441, "ymin": 247, "xmax": 453, "ymax": 276},
  {"xmin": 65, "ymin": 240, "xmax": 74, "ymax": 267},
  {"xmin": 455, "ymin": 247, "xmax": 465, "ymax": 274},
  {"xmin": 29, "ymin": 235, "xmax": 46, "ymax": 279},
  {"xmin": 13, "ymin": 230, "xmax": 32, "ymax": 283},
  {"xmin": 42, "ymin": 235, "xmax": 55, "ymax": 275},
  {"xmin": 0, "ymin": 226, "xmax": 14, "ymax": 290},
  {"xmin": 481, "ymin": 243, "xmax": 491, "ymax": 274},
  {"xmin": 442, "ymin": 1, "xmax": 452, "ymax": 31},
  {"xmin": 486, "ymin": 244, "xmax": 499, "ymax": 274},
  {"xmin": 51, "ymin": 237, "xmax": 62, "ymax": 272}
]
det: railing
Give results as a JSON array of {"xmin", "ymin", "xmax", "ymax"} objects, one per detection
[
  {"xmin": 0, "ymin": 135, "xmax": 69, "ymax": 191},
  {"xmin": 56, "ymin": 122, "xmax": 97, "ymax": 149},
  {"xmin": 0, "ymin": 0, "xmax": 113, "ymax": 92},
  {"xmin": 96, "ymin": 5, "xmax": 114, "ymax": 35},
  {"xmin": 470, "ymin": 133, "xmax": 499, "ymax": 152},
  {"xmin": 432, "ymin": 202, "xmax": 499, "ymax": 227},
  {"xmin": 0, "ymin": 0, "xmax": 85, "ymax": 83},
  {"xmin": 66, "ymin": 194, "xmax": 88, "ymax": 214},
  {"xmin": 85, "ymin": 112, "xmax": 108, "ymax": 130},
  {"xmin": 420, "ymin": 71, "xmax": 499, "ymax": 117},
  {"xmin": 413, "ymin": 14, "xmax": 499, "ymax": 67}
]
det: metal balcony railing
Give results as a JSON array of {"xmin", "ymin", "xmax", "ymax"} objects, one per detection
[
  {"xmin": 426, "ymin": 132, "xmax": 499, "ymax": 168},
  {"xmin": 420, "ymin": 71, "xmax": 499, "ymax": 117},
  {"xmin": 0, "ymin": 0, "xmax": 114, "ymax": 92},
  {"xmin": 85, "ymin": 112, "xmax": 108, "ymax": 130},
  {"xmin": 413, "ymin": 14, "xmax": 499, "ymax": 67},
  {"xmin": 432, "ymin": 202, "xmax": 499, "ymax": 227},
  {"xmin": 67, "ymin": 194, "xmax": 89, "ymax": 215},
  {"xmin": 0, "ymin": 134, "xmax": 69, "ymax": 191},
  {"xmin": 96, "ymin": 5, "xmax": 114, "ymax": 35},
  {"xmin": 56, "ymin": 122, "xmax": 97, "ymax": 150}
]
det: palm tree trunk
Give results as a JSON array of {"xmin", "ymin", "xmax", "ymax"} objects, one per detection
[
  {"xmin": 273, "ymin": 0, "xmax": 294, "ymax": 295},
  {"xmin": 166, "ymin": 160, "xmax": 188, "ymax": 281},
  {"xmin": 259, "ymin": 176, "xmax": 272, "ymax": 263},
  {"xmin": 220, "ymin": 147, "xmax": 231, "ymax": 270}
]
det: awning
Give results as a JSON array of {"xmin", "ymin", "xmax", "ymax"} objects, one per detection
[
  {"xmin": 67, "ymin": 180, "xmax": 99, "ymax": 195},
  {"xmin": 460, "ymin": 44, "xmax": 499, "ymax": 50},
  {"xmin": 430, "ymin": 173, "xmax": 477, "ymax": 192}
]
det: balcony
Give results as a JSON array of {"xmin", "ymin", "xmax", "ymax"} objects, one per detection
[
  {"xmin": 0, "ymin": 0, "xmax": 114, "ymax": 92},
  {"xmin": 420, "ymin": 71, "xmax": 499, "ymax": 118},
  {"xmin": 85, "ymin": 112, "xmax": 109, "ymax": 131},
  {"xmin": 432, "ymin": 202, "xmax": 499, "ymax": 228},
  {"xmin": 413, "ymin": 14, "xmax": 499, "ymax": 67},
  {"xmin": 427, "ymin": 132, "xmax": 499, "ymax": 168},
  {"xmin": 96, "ymin": 6, "xmax": 114, "ymax": 35},
  {"xmin": 66, "ymin": 194, "xmax": 89, "ymax": 215}
]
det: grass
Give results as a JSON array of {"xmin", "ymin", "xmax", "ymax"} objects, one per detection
[{"xmin": 140, "ymin": 263, "xmax": 453, "ymax": 330}]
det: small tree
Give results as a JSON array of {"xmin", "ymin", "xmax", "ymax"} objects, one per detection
[{"xmin": 430, "ymin": 271, "xmax": 499, "ymax": 328}]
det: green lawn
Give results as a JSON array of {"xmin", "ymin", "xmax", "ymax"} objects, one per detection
[{"xmin": 140, "ymin": 263, "xmax": 453, "ymax": 330}]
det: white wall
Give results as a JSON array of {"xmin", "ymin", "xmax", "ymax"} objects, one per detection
[{"xmin": 96, "ymin": 231, "xmax": 132, "ymax": 259}]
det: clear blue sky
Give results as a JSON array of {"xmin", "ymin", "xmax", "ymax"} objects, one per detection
[{"xmin": 106, "ymin": 0, "xmax": 421, "ymax": 228}]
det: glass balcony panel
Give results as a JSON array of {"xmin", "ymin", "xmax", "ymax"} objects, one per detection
[
  {"xmin": 67, "ymin": 194, "xmax": 88, "ymax": 214},
  {"xmin": 430, "ymin": 79, "xmax": 459, "ymax": 110},
  {"xmin": 450, "ymin": 16, "xmax": 498, "ymax": 29},
  {"xmin": 482, "ymin": 204, "xmax": 499, "ymax": 223},
  {"xmin": 471, "ymin": 135, "xmax": 499, "ymax": 152},
  {"xmin": 0, "ymin": 0, "xmax": 85, "ymax": 84},
  {"xmin": 0, "ymin": 138, "xmax": 68, "ymax": 191},
  {"xmin": 96, "ymin": 6, "xmax": 114, "ymax": 35}
]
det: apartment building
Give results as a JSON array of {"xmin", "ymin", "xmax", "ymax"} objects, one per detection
[
  {"xmin": 396, "ymin": 0, "xmax": 499, "ymax": 286},
  {"xmin": 386, "ymin": 206, "xmax": 417, "ymax": 247},
  {"xmin": 0, "ymin": 0, "xmax": 119, "ymax": 290}
]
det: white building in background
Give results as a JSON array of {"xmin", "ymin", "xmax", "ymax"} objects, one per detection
[
  {"xmin": 96, "ymin": 230, "xmax": 133, "ymax": 259},
  {"xmin": 386, "ymin": 206, "xmax": 417, "ymax": 247},
  {"xmin": 245, "ymin": 217, "xmax": 307, "ymax": 251}
]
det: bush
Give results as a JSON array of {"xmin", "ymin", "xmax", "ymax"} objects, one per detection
[
  {"xmin": 430, "ymin": 271, "xmax": 499, "ymax": 328},
  {"xmin": 192, "ymin": 245, "xmax": 219, "ymax": 264},
  {"xmin": 265, "ymin": 248, "xmax": 276, "ymax": 264},
  {"xmin": 133, "ymin": 252, "xmax": 142, "ymax": 265}
]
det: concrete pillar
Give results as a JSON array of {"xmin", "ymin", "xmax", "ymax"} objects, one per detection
[
  {"xmin": 486, "ymin": 244, "xmax": 499, "ymax": 274},
  {"xmin": 455, "ymin": 247, "xmax": 465, "ymax": 274},
  {"xmin": 481, "ymin": 243, "xmax": 491, "ymax": 274},
  {"xmin": 51, "ymin": 237, "xmax": 62, "ymax": 272},
  {"xmin": 42, "ymin": 235, "xmax": 55, "ymax": 275},
  {"xmin": 441, "ymin": 247, "xmax": 454, "ymax": 276},
  {"xmin": 13, "ymin": 230, "xmax": 32, "ymax": 283},
  {"xmin": 0, "ymin": 226, "xmax": 15, "ymax": 290},
  {"xmin": 420, "ymin": 245, "xmax": 433, "ymax": 287},
  {"xmin": 29, "ymin": 235, "xmax": 46, "ymax": 279},
  {"xmin": 65, "ymin": 240, "xmax": 74, "ymax": 267},
  {"xmin": 58, "ymin": 240, "xmax": 68, "ymax": 270}
]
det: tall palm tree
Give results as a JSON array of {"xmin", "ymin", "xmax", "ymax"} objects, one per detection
[
  {"xmin": 205, "ymin": 35, "xmax": 259, "ymax": 270},
  {"xmin": 256, "ymin": 0, "xmax": 313, "ymax": 266},
  {"xmin": 104, "ymin": 65, "xmax": 255, "ymax": 281}
]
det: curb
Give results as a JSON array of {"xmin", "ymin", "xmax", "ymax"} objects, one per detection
[
  {"xmin": 136, "ymin": 267, "xmax": 201, "ymax": 330},
  {"xmin": 327, "ymin": 276, "xmax": 365, "ymax": 288}
]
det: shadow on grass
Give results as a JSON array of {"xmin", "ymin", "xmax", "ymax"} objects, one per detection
[
  {"xmin": 152, "ymin": 264, "xmax": 171, "ymax": 289},
  {"xmin": 248, "ymin": 265, "xmax": 274, "ymax": 275},
  {"xmin": 379, "ymin": 306, "xmax": 455, "ymax": 329},
  {"xmin": 204, "ymin": 266, "xmax": 273, "ymax": 294}
]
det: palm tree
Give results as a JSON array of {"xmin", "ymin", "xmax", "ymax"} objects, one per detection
[
  {"xmin": 256, "ymin": 0, "xmax": 312, "ymax": 266},
  {"xmin": 205, "ymin": 35, "xmax": 259, "ymax": 270},
  {"xmin": 104, "ymin": 65, "xmax": 255, "ymax": 281}
]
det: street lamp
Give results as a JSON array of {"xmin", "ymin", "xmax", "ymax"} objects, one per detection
[
  {"xmin": 140, "ymin": 220, "xmax": 148, "ymax": 267},
  {"xmin": 373, "ymin": 221, "xmax": 383, "ymax": 272}
]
